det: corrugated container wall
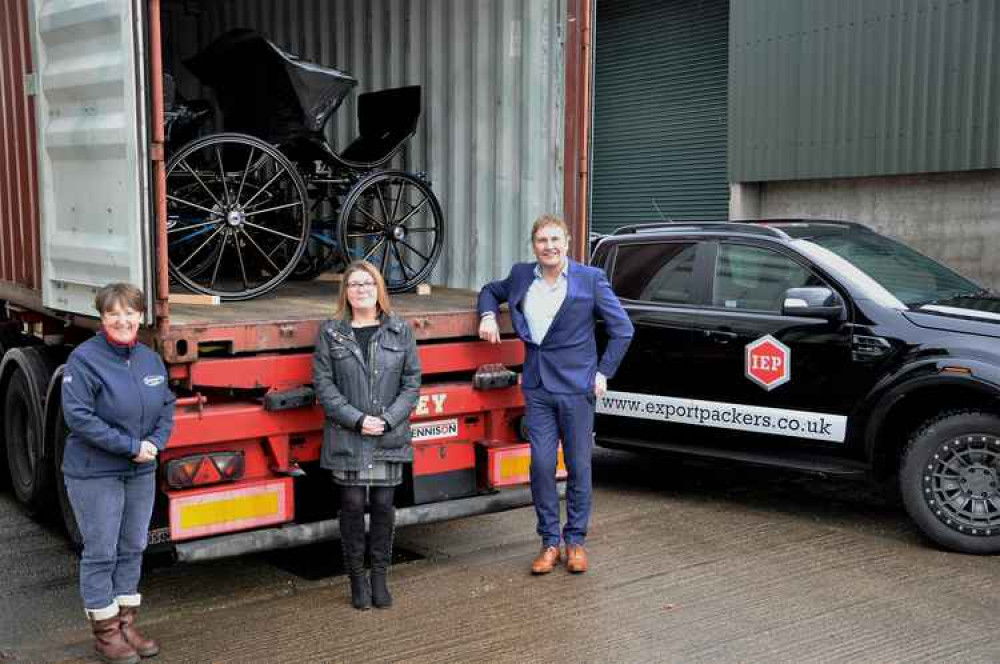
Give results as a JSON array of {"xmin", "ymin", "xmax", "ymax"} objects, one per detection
[
  {"xmin": 0, "ymin": 0, "xmax": 42, "ymax": 294},
  {"xmin": 729, "ymin": 0, "xmax": 1000, "ymax": 183},
  {"xmin": 163, "ymin": 0, "xmax": 567, "ymax": 289}
]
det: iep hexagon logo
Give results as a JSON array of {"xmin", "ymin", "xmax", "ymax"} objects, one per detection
[{"xmin": 745, "ymin": 335, "xmax": 790, "ymax": 391}]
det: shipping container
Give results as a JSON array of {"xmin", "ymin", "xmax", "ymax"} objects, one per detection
[{"xmin": 0, "ymin": 0, "xmax": 592, "ymax": 559}]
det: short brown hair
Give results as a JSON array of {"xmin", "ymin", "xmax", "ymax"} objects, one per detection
[
  {"xmin": 335, "ymin": 261, "xmax": 393, "ymax": 319},
  {"xmin": 531, "ymin": 214, "xmax": 570, "ymax": 241},
  {"xmin": 94, "ymin": 283, "xmax": 144, "ymax": 315}
]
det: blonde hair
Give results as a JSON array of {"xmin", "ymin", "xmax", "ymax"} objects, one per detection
[
  {"xmin": 335, "ymin": 260, "xmax": 392, "ymax": 319},
  {"xmin": 531, "ymin": 214, "xmax": 570, "ymax": 241}
]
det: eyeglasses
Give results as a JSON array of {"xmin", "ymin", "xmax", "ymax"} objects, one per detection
[
  {"xmin": 346, "ymin": 281, "xmax": 376, "ymax": 291},
  {"xmin": 102, "ymin": 309, "xmax": 142, "ymax": 321}
]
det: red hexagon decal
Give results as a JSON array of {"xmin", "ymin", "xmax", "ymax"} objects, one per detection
[{"xmin": 745, "ymin": 334, "xmax": 790, "ymax": 391}]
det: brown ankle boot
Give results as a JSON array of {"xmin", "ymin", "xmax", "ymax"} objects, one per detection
[
  {"xmin": 119, "ymin": 606, "xmax": 160, "ymax": 657},
  {"xmin": 91, "ymin": 615, "xmax": 140, "ymax": 664}
]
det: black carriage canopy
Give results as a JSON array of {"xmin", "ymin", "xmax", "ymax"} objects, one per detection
[{"xmin": 185, "ymin": 28, "xmax": 358, "ymax": 145}]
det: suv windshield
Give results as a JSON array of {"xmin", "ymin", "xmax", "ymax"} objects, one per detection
[{"xmin": 786, "ymin": 226, "xmax": 983, "ymax": 306}]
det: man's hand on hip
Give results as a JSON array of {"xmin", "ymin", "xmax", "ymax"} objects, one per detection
[
  {"xmin": 594, "ymin": 372, "xmax": 607, "ymax": 398},
  {"xmin": 479, "ymin": 314, "xmax": 500, "ymax": 344}
]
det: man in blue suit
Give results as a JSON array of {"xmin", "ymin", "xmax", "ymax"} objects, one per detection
[{"xmin": 479, "ymin": 215, "xmax": 633, "ymax": 574}]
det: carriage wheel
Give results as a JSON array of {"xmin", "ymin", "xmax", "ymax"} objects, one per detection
[
  {"xmin": 166, "ymin": 133, "xmax": 310, "ymax": 301},
  {"xmin": 338, "ymin": 171, "xmax": 444, "ymax": 293},
  {"xmin": 166, "ymin": 180, "xmax": 224, "ymax": 280}
]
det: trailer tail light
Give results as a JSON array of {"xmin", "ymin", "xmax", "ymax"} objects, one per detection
[
  {"xmin": 166, "ymin": 452, "xmax": 245, "ymax": 489},
  {"xmin": 478, "ymin": 441, "xmax": 567, "ymax": 488}
]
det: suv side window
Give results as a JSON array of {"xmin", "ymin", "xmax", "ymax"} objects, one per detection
[
  {"xmin": 713, "ymin": 243, "xmax": 823, "ymax": 312},
  {"xmin": 612, "ymin": 242, "xmax": 698, "ymax": 304}
]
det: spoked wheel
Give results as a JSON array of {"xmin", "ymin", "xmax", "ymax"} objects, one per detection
[
  {"xmin": 338, "ymin": 170, "xmax": 444, "ymax": 292},
  {"xmin": 166, "ymin": 133, "xmax": 310, "ymax": 300}
]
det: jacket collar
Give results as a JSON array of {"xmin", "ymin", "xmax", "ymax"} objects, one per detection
[
  {"xmin": 331, "ymin": 313, "xmax": 404, "ymax": 339},
  {"xmin": 533, "ymin": 258, "xmax": 570, "ymax": 281},
  {"xmin": 97, "ymin": 331, "xmax": 135, "ymax": 358}
]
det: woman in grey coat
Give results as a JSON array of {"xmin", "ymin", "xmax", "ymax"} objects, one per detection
[{"xmin": 313, "ymin": 260, "xmax": 421, "ymax": 610}]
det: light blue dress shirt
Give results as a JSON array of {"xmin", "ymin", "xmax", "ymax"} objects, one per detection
[{"xmin": 523, "ymin": 261, "xmax": 568, "ymax": 344}]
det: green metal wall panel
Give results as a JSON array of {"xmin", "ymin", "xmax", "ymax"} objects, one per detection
[
  {"xmin": 729, "ymin": 0, "xmax": 1000, "ymax": 182},
  {"xmin": 590, "ymin": 0, "xmax": 730, "ymax": 234}
]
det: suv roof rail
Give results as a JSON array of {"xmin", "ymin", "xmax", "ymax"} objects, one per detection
[
  {"xmin": 611, "ymin": 221, "xmax": 789, "ymax": 239},
  {"xmin": 752, "ymin": 218, "xmax": 870, "ymax": 231}
]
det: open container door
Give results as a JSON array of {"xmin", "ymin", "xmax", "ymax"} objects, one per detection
[{"xmin": 30, "ymin": 0, "xmax": 153, "ymax": 318}]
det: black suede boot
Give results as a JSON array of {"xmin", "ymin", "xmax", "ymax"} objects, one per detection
[
  {"xmin": 369, "ymin": 503, "xmax": 395, "ymax": 609},
  {"xmin": 339, "ymin": 508, "xmax": 371, "ymax": 610}
]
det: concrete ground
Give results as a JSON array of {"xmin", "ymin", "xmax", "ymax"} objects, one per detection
[{"xmin": 2, "ymin": 447, "xmax": 998, "ymax": 664}]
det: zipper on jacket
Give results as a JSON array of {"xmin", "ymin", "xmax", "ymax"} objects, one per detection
[
  {"xmin": 128, "ymin": 354, "xmax": 146, "ymax": 446},
  {"xmin": 368, "ymin": 333, "xmax": 379, "ymax": 413}
]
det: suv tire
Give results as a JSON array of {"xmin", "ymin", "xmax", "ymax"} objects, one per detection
[{"xmin": 900, "ymin": 410, "xmax": 1000, "ymax": 554}]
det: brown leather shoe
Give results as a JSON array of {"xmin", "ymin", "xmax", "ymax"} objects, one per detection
[
  {"xmin": 565, "ymin": 544, "xmax": 588, "ymax": 573},
  {"xmin": 531, "ymin": 546, "xmax": 561, "ymax": 574},
  {"xmin": 119, "ymin": 606, "xmax": 160, "ymax": 658},
  {"xmin": 91, "ymin": 615, "xmax": 140, "ymax": 664}
]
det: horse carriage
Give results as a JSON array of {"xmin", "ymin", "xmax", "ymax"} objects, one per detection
[{"xmin": 165, "ymin": 29, "xmax": 444, "ymax": 300}]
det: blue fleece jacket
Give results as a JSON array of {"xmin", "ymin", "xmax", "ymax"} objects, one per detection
[{"xmin": 61, "ymin": 333, "xmax": 176, "ymax": 479}]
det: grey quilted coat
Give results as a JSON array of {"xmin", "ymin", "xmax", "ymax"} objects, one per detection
[{"xmin": 313, "ymin": 314, "xmax": 421, "ymax": 472}]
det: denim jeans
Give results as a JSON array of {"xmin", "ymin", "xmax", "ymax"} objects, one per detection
[
  {"xmin": 523, "ymin": 388, "xmax": 595, "ymax": 548},
  {"xmin": 64, "ymin": 472, "xmax": 155, "ymax": 610}
]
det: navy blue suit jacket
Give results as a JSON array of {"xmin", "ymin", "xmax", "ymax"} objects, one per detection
[{"xmin": 478, "ymin": 259, "xmax": 634, "ymax": 394}]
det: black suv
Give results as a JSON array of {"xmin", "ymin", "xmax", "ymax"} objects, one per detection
[{"xmin": 592, "ymin": 220, "xmax": 1000, "ymax": 554}]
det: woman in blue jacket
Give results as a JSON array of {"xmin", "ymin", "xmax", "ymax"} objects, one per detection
[{"xmin": 61, "ymin": 283, "xmax": 175, "ymax": 664}]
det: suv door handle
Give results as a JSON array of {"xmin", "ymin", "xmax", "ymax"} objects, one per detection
[{"xmin": 704, "ymin": 330, "xmax": 738, "ymax": 344}]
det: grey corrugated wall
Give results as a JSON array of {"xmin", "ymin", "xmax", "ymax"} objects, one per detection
[
  {"xmin": 162, "ymin": 0, "xmax": 567, "ymax": 288},
  {"xmin": 729, "ymin": 0, "xmax": 1000, "ymax": 182},
  {"xmin": 590, "ymin": 0, "xmax": 730, "ymax": 233}
]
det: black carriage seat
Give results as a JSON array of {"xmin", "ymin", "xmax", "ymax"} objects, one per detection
[
  {"xmin": 338, "ymin": 86, "xmax": 421, "ymax": 167},
  {"xmin": 184, "ymin": 29, "xmax": 356, "ymax": 148}
]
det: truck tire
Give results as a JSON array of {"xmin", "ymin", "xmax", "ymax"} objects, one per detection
[
  {"xmin": 3, "ymin": 348, "xmax": 57, "ymax": 515},
  {"xmin": 0, "ymin": 322, "xmax": 36, "ymax": 490},
  {"xmin": 900, "ymin": 410, "xmax": 1000, "ymax": 554},
  {"xmin": 47, "ymin": 367, "xmax": 82, "ymax": 551}
]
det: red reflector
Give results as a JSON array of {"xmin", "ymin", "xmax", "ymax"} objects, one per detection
[{"xmin": 193, "ymin": 458, "xmax": 222, "ymax": 485}]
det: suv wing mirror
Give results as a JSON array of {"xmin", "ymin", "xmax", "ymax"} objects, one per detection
[{"xmin": 782, "ymin": 287, "xmax": 846, "ymax": 320}]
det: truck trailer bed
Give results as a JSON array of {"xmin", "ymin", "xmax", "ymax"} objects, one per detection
[{"xmin": 160, "ymin": 274, "xmax": 502, "ymax": 363}]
